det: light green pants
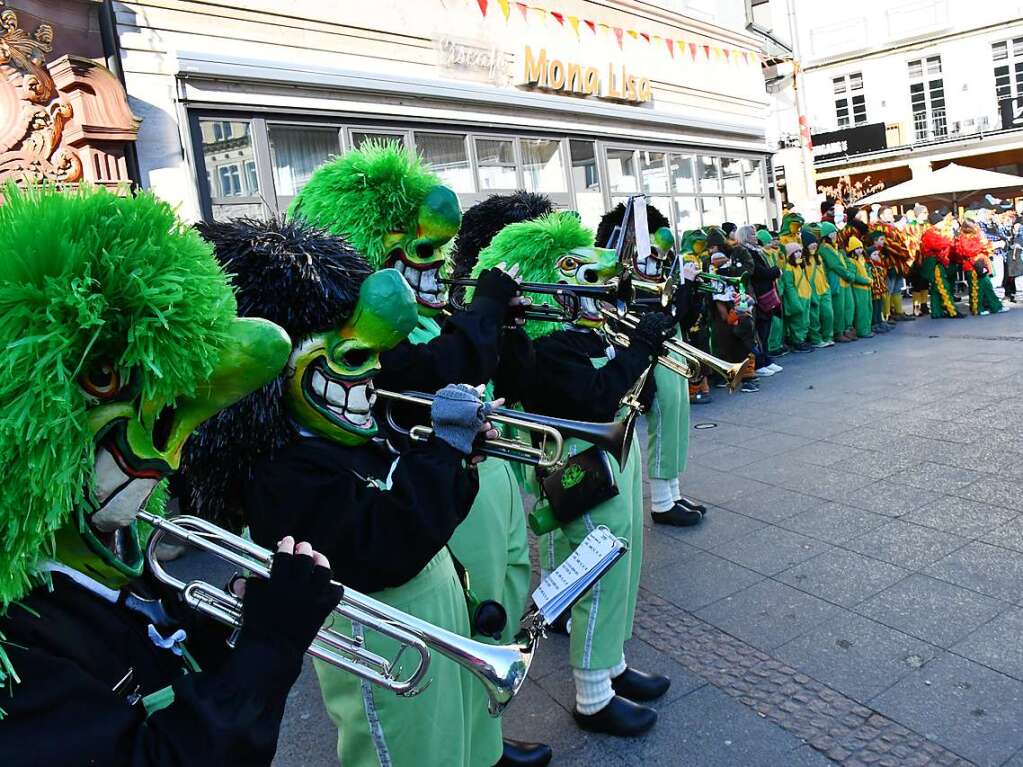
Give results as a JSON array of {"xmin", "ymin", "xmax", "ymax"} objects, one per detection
[
  {"xmin": 784, "ymin": 297, "xmax": 809, "ymax": 345},
  {"xmin": 853, "ymin": 288, "xmax": 873, "ymax": 337},
  {"xmin": 315, "ymin": 549, "xmax": 485, "ymax": 766},
  {"xmin": 447, "ymin": 459, "xmax": 530, "ymax": 767},
  {"xmin": 827, "ymin": 275, "xmax": 845, "ymax": 340},
  {"xmin": 808, "ymin": 290, "xmax": 833, "ymax": 345},
  {"xmin": 768, "ymin": 314, "xmax": 785, "ymax": 354},
  {"xmin": 843, "ymin": 284, "xmax": 855, "ymax": 331},
  {"xmin": 540, "ymin": 436, "xmax": 643, "ymax": 669},
  {"xmin": 645, "ymin": 361, "xmax": 690, "ymax": 480}
]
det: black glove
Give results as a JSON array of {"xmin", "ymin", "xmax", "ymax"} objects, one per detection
[
  {"xmin": 471, "ymin": 268, "xmax": 520, "ymax": 307},
  {"xmin": 240, "ymin": 550, "xmax": 342, "ymax": 655},
  {"xmin": 627, "ymin": 312, "xmax": 675, "ymax": 357}
]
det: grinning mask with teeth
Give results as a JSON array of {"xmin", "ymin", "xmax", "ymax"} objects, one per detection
[
  {"xmin": 595, "ymin": 202, "xmax": 675, "ymax": 282},
  {"xmin": 0, "ymin": 186, "xmax": 290, "ymax": 617},
  {"xmin": 289, "ymin": 140, "xmax": 462, "ymax": 317},
  {"xmin": 285, "ymin": 270, "xmax": 418, "ymax": 445}
]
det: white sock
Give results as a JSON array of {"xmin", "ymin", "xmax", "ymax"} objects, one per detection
[
  {"xmin": 650, "ymin": 478, "xmax": 674, "ymax": 513},
  {"xmin": 611, "ymin": 654, "xmax": 627, "ymax": 679},
  {"xmin": 669, "ymin": 477, "xmax": 681, "ymax": 501},
  {"xmin": 574, "ymin": 667, "xmax": 614, "ymax": 714}
]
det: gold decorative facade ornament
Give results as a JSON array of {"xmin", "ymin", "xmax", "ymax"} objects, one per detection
[{"xmin": 0, "ymin": 0, "xmax": 82, "ymax": 184}]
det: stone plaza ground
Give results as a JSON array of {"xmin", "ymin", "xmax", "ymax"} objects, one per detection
[{"xmin": 272, "ymin": 305, "xmax": 1023, "ymax": 767}]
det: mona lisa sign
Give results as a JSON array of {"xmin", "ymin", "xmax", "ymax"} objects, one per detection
[{"xmin": 521, "ymin": 45, "xmax": 652, "ymax": 104}]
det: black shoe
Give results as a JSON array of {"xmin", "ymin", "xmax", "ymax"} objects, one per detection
[
  {"xmin": 772, "ymin": 346, "xmax": 791, "ymax": 357},
  {"xmin": 651, "ymin": 504, "xmax": 702, "ymax": 526},
  {"xmin": 574, "ymin": 696, "xmax": 657, "ymax": 737},
  {"xmin": 495, "ymin": 739, "xmax": 553, "ymax": 767},
  {"xmin": 740, "ymin": 380, "xmax": 760, "ymax": 393},
  {"xmin": 612, "ymin": 667, "xmax": 671, "ymax": 701},
  {"xmin": 692, "ymin": 393, "xmax": 714, "ymax": 405},
  {"xmin": 677, "ymin": 496, "xmax": 707, "ymax": 514},
  {"xmin": 547, "ymin": 610, "xmax": 570, "ymax": 636}
]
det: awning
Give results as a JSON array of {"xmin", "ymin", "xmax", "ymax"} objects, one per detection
[{"xmin": 855, "ymin": 163, "xmax": 1023, "ymax": 207}]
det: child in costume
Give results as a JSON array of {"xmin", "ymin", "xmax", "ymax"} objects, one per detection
[
  {"xmin": 759, "ymin": 229, "xmax": 789, "ymax": 357},
  {"xmin": 778, "ymin": 211, "xmax": 805, "ymax": 248},
  {"xmin": 956, "ymin": 222, "xmax": 1006, "ymax": 316},
  {"xmin": 482, "ymin": 213, "xmax": 675, "ymax": 738},
  {"xmin": 781, "ymin": 242, "xmax": 812, "ymax": 349},
  {"xmin": 596, "ymin": 203, "xmax": 704, "ymax": 527},
  {"xmin": 678, "ymin": 228, "xmax": 714, "ymax": 404},
  {"xmin": 0, "ymin": 185, "xmax": 339, "ymax": 766},
  {"xmin": 817, "ymin": 221, "xmax": 856, "ymax": 342},
  {"xmin": 867, "ymin": 238, "xmax": 892, "ymax": 334},
  {"xmin": 803, "ymin": 224, "xmax": 835, "ymax": 349},
  {"xmin": 185, "ymin": 217, "xmax": 500, "ymax": 767},
  {"xmin": 290, "ymin": 143, "xmax": 545, "ymax": 767},
  {"xmin": 919, "ymin": 227, "xmax": 960, "ymax": 319},
  {"xmin": 846, "ymin": 236, "xmax": 875, "ymax": 338}
]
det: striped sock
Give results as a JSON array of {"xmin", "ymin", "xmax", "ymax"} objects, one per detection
[{"xmin": 574, "ymin": 667, "xmax": 613, "ymax": 714}]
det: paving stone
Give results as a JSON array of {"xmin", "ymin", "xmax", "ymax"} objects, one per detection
[
  {"xmin": 777, "ymin": 549, "xmax": 909, "ymax": 608},
  {"xmin": 640, "ymin": 525, "xmax": 700, "ymax": 573},
  {"xmin": 695, "ymin": 580, "xmax": 841, "ymax": 651},
  {"xmin": 783, "ymin": 441, "xmax": 868, "ymax": 468},
  {"xmin": 841, "ymin": 481, "xmax": 939, "ymax": 518},
  {"xmin": 643, "ymin": 550, "xmax": 764, "ymax": 611},
  {"xmin": 954, "ymin": 476, "xmax": 1023, "ymax": 512},
  {"xmin": 843, "ymin": 520, "xmax": 967, "ymax": 570},
  {"xmin": 902, "ymin": 496, "xmax": 1018, "ymax": 539},
  {"xmin": 779, "ymin": 503, "xmax": 891, "ymax": 545},
  {"xmin": 871, "ymin": 652, "xmax": 1023, "ymax": 766},
  {"xmin": 979, "ymin": 515, "xmax": 1023, "ymax": 552},
  {"xmin": 856, "ymin": 573, "xmax": 1008, "ymax": 648},
  {"xmin": 952, "ymin": 606, "xmax": 1023, "ymax": 682},
  {"xmin": 776, "ymin": 613, "xmax": 939, "ymax": 703},
  {"xmin": 722, "ymin": 484, "xmax": 823, "ymax": 523},
  {"xmin": 885, "ymin": 461, "xmax": 979, "ymax": 494},
  {"xmin": 924, "ymin": 540, "xmax": 1023, "ymax": 603},
  {"xmin": 659, "ymin": 506, "xmax": 767, "ymax": 551},
  {"xmin": 712, "ymin": 525, "xmax": 834, "ymax": 576},
  {"xmin": 845, "ymin": 450, "xmax": 920, "ymax": 480}
]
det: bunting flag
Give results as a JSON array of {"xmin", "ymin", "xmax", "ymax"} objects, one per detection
[{"xmin": 470, "ymin": 1, "xmax": 763, "ymax": 69}]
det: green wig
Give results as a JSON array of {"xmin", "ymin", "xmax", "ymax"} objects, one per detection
[
  {"xmin": 472, "ymin": 212, "xmax": 594, "ymax": 339},
  {"xmin": 0, "ymin": 185, "xmax": 237, "ymax": 612},
  {"xmin": 289, "ymin": 140, "xmax": 442, "ymax": 269}
]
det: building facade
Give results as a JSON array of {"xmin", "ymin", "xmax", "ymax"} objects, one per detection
[
  {"xmin": 768, "ymin": 0, "xmax": 1023, "ymax": 207},
  {"xmin": 109, "ymin": 0, "xmax": 772, "ymax": 234}
]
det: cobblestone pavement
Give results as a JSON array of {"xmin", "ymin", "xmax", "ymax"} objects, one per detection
[{"xmin": 272, "ymin": 304, "xmax": 1023, "ymax": 766}]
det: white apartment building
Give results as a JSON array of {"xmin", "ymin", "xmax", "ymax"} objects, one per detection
[{"xmin": 762, "ymin": 0, "xmax": 1023, "ymax": 208}]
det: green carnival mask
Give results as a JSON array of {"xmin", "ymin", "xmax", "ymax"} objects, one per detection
[
  {"xmin": 285, "ymin": 269, "xmax": 417, "ymax": 445},
  {"xmin": 384, "ymin": 185, "xmax": 462, "ymax": 316},
  {"xmin": 634, "ymin": 226, "xmax": 675, "ymax": 281},
  {"xmin": 57, "ymin": 317, "xmax": 291, "ymax": 586},
  {"xmin": 553, "ymin": 246, "xmax": 621, "ymax": 329}
]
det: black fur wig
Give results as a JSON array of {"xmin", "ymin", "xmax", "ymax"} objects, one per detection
[
  {"xmin": 594, "ymin": 201, "xmax": 672, "ymax": 248},
  {"xmin": 178, "ymin": 217, "xmax": 372, "ymax": 529},
  {"xmin": 449, "ymin": 191, "xmax": 554, "ymax": 304}
]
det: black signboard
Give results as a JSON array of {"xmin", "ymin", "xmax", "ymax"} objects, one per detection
[
  {"xmin": 999, "ymin": 96, "xmax": 1023, "ymax": 130},
  {"xmin": 810, "ymin": 123, "xmax": 888, "ymax": 162}
]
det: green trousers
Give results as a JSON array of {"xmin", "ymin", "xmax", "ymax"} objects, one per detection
[
  {"xmin": 843, "ymin": 285, "xmax": 855, "ymax": 331},
  {"xmin": 646, "ymin": 360, "xmax": 689, "ymax": 480},
  {"xmin": 852, "ymin": 288, "xmax": 872, "ymax": 337},
  {"xmin": 315, "ymin": 550, "xmax": 486, "ymax": 766},
  {"xmin": 967, "ymin": 271, "xmax": 1004, "ymax": 314},
  {"xmin": 784, "ymin": 297, "xmax": 809, "ymax": 345},
  {"xmin": 540, "ymin": 436, "xmax": 643, "ymax": 669},
  {"xmin": 808, "ymin": 290, "xmax": 833, "ymax": 345},
  {"xmin": 767, "ymin": 314, "xmax": 785, "ymax": 354},
  {"xmin": 826, "ymin": 274, "xmax": 845, "ymax": 340}
]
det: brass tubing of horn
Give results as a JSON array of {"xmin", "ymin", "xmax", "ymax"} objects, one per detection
[{"xmin": 598, "ymin": 309, "xmax": 694, "ymax": 380}]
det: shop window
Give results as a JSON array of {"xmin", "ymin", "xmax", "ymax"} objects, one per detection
[
  {"xmin": 721, "ymin": 157, "xmax": 744, "ymax": 195},
  {"xmin": 697, "ymin": 156, "xmax": 721, "ymax": 195},
  {"xmin": 269, "ymin": 125, "xmax": 340, "ymax": 197},
  {"xmin": 475, "ymin": 137, "xmax": 517, "ymax": 190},
  {"xmin": 746, "ymin": 196, "xmax": 767, "ymax": 226},
  {"xmin": 673, "ymin": 197, "xmax": 699, "ymax": 236},
  {"xmin": 700, "ymin": 196, "xmax": 724, "ymax": 227},
  {"xmin": 724, "ymin": 197, "xmax": 747, "ymax": 225},
  {"xmin": 522, "ymin": 138, "xmax": 566, "ymax": 194},
  {"xmin": 351, "ymin": 130, "xmax": 407, "ymax": 150},
  {"xmin": 639, "ymin": 151, "xmax": 668, "ymax": 194},
  {"xmin": 606, "ymin": 147, "xmax": 638, "ymax": 193},
  {"xmin": 199, "ymin": 118, "xmax": 257, "ymax": 204},
  {"xmin": 741, "ymin": 158, "xmax": 763, "ymax": 195},
  {"xmin": 417, "ymin": 132, "xmax": 475, "ymax": 193},
  {"xmin": 569, "ymin": 140, "xmax": 603, "ymax": 230},
  {"xmin": 669, "ymin": 154, "xmax": 696, "ymax": 194}
]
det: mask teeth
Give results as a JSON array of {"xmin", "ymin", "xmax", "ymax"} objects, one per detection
[
  {"xmin": 324, "ymin": 379, "xmax": 346, "ymax": 407},
  {"xmin": 347, "ymin": 383, "xmax": 371, "ymax": 414},
  {"xmin": 311, "ymin": 368, "xmax": 329, "ymax": 398}
]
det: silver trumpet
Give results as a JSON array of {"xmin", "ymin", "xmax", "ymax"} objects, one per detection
[
  {"xmin": 373, "ymin": 389, "xmax": 635, "ymax": 471},
  {"xmin": 138, "ymin": 510, "xmax": 537, "ymax": 716}
]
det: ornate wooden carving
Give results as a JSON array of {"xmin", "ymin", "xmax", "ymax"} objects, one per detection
[{"xmin": 0, "ymin": 0, "xmax": 82, "ymax": 184}]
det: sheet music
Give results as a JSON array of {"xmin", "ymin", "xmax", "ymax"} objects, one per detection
[
  {"xmin": 632, "ymin": 195, "xmax": 651, "ymax": 265},
  {"xmin": 531, "ymin": 526, "xmax": 628, "ymax": 625}
]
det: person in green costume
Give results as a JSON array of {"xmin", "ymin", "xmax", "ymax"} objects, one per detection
[
  {"xmin": 595, "ymin": 202, "xmax": 704, "ymax": 527},
  {"xmin": 956, "ymin": 223, "xmax": 1007, "ymax": 316},
  {"xmin": 478, "ymin": 212, "xmax": 676, "ymax": 738},
  {"xmin": 678, "ymin": 228, "xmax": 715, "ymax": 404},
  {"xmin": 759, "ymin": 229, "xmax": 788, "ymax": 356},
  {"xmin": 781, "ymin": 242, "xmax": 811, "ymax": 347},
  {"xmin": 846, "ymin": 236, "xmax": 875, "ymax": 338},
  {"xmin": 290, "ymin": 144, "xmax": 547, "ymax": 767},
  {"xmin": 802, "ymin": 223, "xmax": 833, "ymax": 349},
  {"xmin": 183, "ymin": 216, "xmax": 508, "ymax": 767},
  {"xmin": 817, "ymin": 220, "xmax": 856, "ymax": 342},
  {"xmin": 0, "ymin": 185, "xmax": 343, "ymax": 766},
  {"xmin": 919, "ymin": 227, "xmax": 961, "ymax": 319},
  {"xmin": 778, "ymin": 211, "xmax": 805, "ymax": 249}
]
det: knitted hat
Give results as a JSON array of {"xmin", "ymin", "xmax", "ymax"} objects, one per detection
[
  {"xmin": 706, "ymin": 226, "xmax": 728, "ymax": 248},
  {"xmin": 846, "ymin": 235, "xmax": 864, "ymax": 251},
  {"xmin": 785, "ymin": 242, "xmax": 802, "ymax": 256},
  {"xmin": 756, "ymin": 229, "xmax": 773, "ymax": 245}
]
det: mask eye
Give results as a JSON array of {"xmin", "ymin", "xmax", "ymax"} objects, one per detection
[
  {"xmin": 558, "ymin": 256, "xmax": 580, "ymax": 272},
  {"xmin": 415, "ymin": 242, "xmax": 434, "ymax": 260},
  {"xmin": 80, "ymin": 363, "xmax": 122, "ymax": 400},
  {"xmin": 340, "ymin": 347, "xmax": 372, "ymax": 370}
]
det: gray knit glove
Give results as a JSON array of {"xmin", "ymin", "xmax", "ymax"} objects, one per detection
[{"xmin": 431, "ymin": 384, "xmax": 490, "ymax": 455}]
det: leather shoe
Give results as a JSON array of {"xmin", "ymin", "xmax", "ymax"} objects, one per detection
[
  {"xmin": 677, "ymin": 496, "xmax": 707, "ymax": 514},
  {"xmin": 495, "ymin": 739, "xmax": 553, "ymax": 767},
  {"xmin": 574, "ymin": 695, "xmax": 657, "ymax": 737},
  {"xmin": 651, "ymin": 503, "xmax": 702, "ymax": 527},
  {"xmin": 612, "ymin": 667, "xmax": 671, "ymax": 701}
]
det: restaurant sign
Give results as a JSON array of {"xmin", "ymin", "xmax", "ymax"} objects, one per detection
[{"xmin": 521, "ymin": 45, "xmax": 651, "ymax": 104}]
